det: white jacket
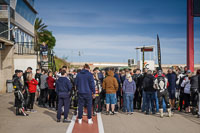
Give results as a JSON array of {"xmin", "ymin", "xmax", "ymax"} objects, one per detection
[{"xmin": 181, "ymin": 77, "xmax": 191, "ymax": 94}]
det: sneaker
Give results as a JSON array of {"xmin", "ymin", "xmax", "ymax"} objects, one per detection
[
  {"xmin": 63, "ymin": 119, "xmax": 71, "ymax": 123},
  {"xmin": 78, "ymin": 119, "xmax": 82, "ymax": 124},
  {"xmin": 88, "ymin": 119, "xmax": 93, "ymax": 124},
  {"xmin": 111, "ymin": 111, "xmax": 115, "ymax": 115},
  {"xmin": 106, "ymin": 111, "xmax": 109, "ymax": 115},
  {"xmin": 130, "ymin": 112, "xmax": 133, "ymax": 115},
  {"xmin": 167, "ymin": 108, "xmax": 172, "ymax": 117},
  {"xmin": 160, "ymin": 109, "xmax": 164, "ymax": 118},
  {"xmin": 57, "ymin": 119, "xmax": 61, "ymax": 122}
]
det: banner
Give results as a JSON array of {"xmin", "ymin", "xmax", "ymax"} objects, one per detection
[{"xmin": 157, "ymin": 34, "xmax": 162, "ymax": 70}]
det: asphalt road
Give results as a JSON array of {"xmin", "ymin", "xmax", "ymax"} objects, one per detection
[{"xmin": 0, "ymin": 93, "xmax": 200, "ymax": 133}]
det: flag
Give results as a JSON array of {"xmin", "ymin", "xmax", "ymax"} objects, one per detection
[{"xmin": 157, "ymin": 34, "xmax": 162, "ymax": 70}]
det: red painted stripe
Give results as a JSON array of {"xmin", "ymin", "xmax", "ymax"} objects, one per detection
[{"xmin": 72, "ymin": 115, "xmax": 99, "ymax": 133}]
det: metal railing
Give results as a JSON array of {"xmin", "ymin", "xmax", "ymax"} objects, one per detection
[
  {"xmin": 14, "ymin": 42, "xmax": 37, "ymax": 55},
  {"xmin": 0, "ymin": 5, "xmax": 8, "ymax": 10}
]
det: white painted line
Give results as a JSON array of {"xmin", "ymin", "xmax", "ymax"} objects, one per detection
[
  {"xmin": 97, "ymin": 113, "xmax": 104, "ymax": 133},
  {"xmin": 66, "ymin": 115, "xmax": 77, "ymax": 133}
]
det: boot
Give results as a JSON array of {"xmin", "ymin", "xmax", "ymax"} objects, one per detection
[
  {"xmin": 167, "ymin": 108, "xmax": 172, "ymax": 117},
  {"xmin": 159, "ymin": 109, "xmax": 164, "ymax": 118},
  {"xmin": 16, "ymin": 107, "xmax": 19, "ymax": 115}
]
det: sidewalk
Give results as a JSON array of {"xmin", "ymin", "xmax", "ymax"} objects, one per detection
[
  {"xmin": 101, "ymin": 111, "xmax": 200, "ymax": 133},
  {"xmin": 0, "ymin": 93, "xmax": 71, "ymax": 133}
]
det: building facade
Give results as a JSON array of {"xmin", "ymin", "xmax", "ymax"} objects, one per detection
[{"xmin": 0, "ymin": 0, "xmax": 37, "ymax": 93}]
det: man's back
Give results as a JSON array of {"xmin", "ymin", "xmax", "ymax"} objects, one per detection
[
  {"xmin": 102, "ymin": 71, "xmax": 118, "ymax": 94},
  {"xmin": 75, "ymin": 69, "xmax": 95, "ymax": 94},
  {"xmin": 154, "ymin": 76, "xmax": 168, "ymax": 91}
]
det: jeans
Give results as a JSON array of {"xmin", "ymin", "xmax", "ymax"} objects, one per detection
[
  {"xmin": 78, "ymin": 93, "xmax": 92, "ymax": 119},
  {"xmin": 198, "ymin": 93, "xmax": 200, "ymax": 115},
  {"xmin": 125, "ymin": 93, "xmax": 134, "ymax": 112},
  {"xmin": 155, "ymin": 91, "xmax": 159, "ymax": 112},
  {"xmin": 142, "ymin": 91, "xmax": 146, "ymax": 112},
  {"xmin": 146, "ymin": 91, "xmax": 156, "ymax": 114},
  {"xmin": 122, "ymin": 93, "xmax": 127, "ymax": 112}
]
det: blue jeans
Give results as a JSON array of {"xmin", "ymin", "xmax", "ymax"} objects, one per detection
[
  {"xmin": 155, "ymin": 91, "xmax": 159, "ymax": 112},
  {"xmin": 163, "ymin": 98, "xmax": 166, "ymax": 112},
  {"xmin": 122, "ymin": 93, "xmax": 127, "ymax": 112},
  {"xmin": 146, "ymin": 91, "xmax": 156, "ymax": 114},
  {"xmin": 125, "ymin": 93, "xmax": 134, "ymax": 112},
  {"xmin": 142, "ymin": 91, "xmax": 146, "ymax": 112}
]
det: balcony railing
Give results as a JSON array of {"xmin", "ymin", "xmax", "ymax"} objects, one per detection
[
  {"xmin": 14, "ymin": 42, "xmax": 37, "ymax": 55},
  {"xmin": 0, "ymin": 5, "xmax": 8, "ymax": 10}
]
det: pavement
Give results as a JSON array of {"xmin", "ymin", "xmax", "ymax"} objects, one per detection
[{"xmin": 0, "ymin": 93, "xmax": 200, "ymax": 133}]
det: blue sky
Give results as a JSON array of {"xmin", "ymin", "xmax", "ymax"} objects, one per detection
[{"xmin": 35, "ymin": 0, "xmax": 200, "ymax": 64}]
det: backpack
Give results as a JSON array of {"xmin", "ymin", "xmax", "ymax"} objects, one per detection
[{"xmin": 157, "ymin": 76, "xmax": 166, "ymax": 90}]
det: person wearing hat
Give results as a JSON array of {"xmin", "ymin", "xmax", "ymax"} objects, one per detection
[
  {"xmin": 154, "ymin": 70, "xmax": 172, "ymax": 118},
  {"xmin": 13, "ymin": 70, "xmax": 28, "ymax": 116}
]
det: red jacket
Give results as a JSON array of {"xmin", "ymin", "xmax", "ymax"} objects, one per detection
[
  {"xmin": 47, "ymin": 76, "xmax": 55, "ymax": 89},
  {"xmin": 27, "ymin": 79, "xmax": 38, "ymax": 93}
]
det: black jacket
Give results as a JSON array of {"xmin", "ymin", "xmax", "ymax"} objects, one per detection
[
  {"xmin": 198, "ymin": 75, "xmax": 200, "ymax": 92},
  {"xmin": 142, "ymin": 74, "xmax": 155, "ymax": 92},
  {"xmin": 35, "ymin": 73, "xmax": 41, "ymax": 86},
  {"xmin": 13, "ymin": 76, "xmax": 23, "ymax": 91},
  {"xmin": 190, "ymin": 75, "xmax": 199, "ymax": 91}
]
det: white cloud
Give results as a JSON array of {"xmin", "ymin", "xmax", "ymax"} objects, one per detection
[{"xmin": 53, "ymin": 33, "xmax": 200, "ymax": 64}]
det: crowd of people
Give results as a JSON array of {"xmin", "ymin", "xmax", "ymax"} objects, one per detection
[{"xmin": 12, "ymin": 64, "xmax": 200, "ymax": 124}]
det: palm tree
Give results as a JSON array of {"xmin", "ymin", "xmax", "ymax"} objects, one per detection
[{"xmin": 34, "ymin": 17, "xmax": 48, "ymax": 51}]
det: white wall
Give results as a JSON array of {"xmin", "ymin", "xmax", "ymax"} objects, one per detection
[{"xmin": 14, "ymin": 58, "xmax": 37, "ymax": 74}]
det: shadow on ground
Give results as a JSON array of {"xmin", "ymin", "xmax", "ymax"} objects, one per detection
[{"xmin": 43, "ymin": 110, "xmax": 57, "ymax": 121}]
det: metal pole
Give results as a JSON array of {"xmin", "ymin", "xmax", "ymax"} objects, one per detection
[
  {"xmin": 187, "ymin": 0, "xmax": 194, "ymax": 72},
  {"xmin": 8, "ymin": 1, "xmax": 10, "ymax": 40},
  {"xmin": 142, "ymin": 46, "xmax": 145, "ymax": 71}
]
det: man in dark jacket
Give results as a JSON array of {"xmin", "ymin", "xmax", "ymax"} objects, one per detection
[
  {"xmin": 142, "ymin": 70, "xmax": 156, "ymax": 114},
  {"xmin": 114, "ymin": 69, "xmax": 121, "ymax": 112},
  {"xmin": 196, "ymin": 69, "xmax": 200, "ymax": 118},
  {"xmin": 190, "ymin": 71, "xmax": 199, "ymax": 115},
  {"xmin": 56, "ymin": 70, "xmax": 72, "ymax": 123},
  {"xmin": 166, "ymin": 68, "xmax": 177, "ymax": 110},
  {"xmin": 75, "ymin": 64, "xmax": 95, "ymax": 124},
  {"xmin": 13, "ymin": 70, "xmax": 28, "ymax": 116}
]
